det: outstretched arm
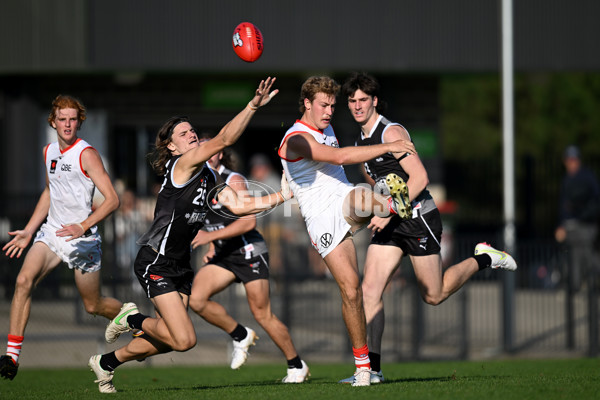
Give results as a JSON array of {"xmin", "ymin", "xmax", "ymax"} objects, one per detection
[
  {"xmin": 217, "ymin": 172, "xmax": 292, "ymax": 216},
  {"xmin": 3, "ymin": 146, "xmax": 52, "ymax": 258},
  {"xmin": 191, "ymin": 174, "xmax": 257, "ymax": 249},
  {"xmin": 177, "ymin": 77, "xmax": 279, "ymax": 175},
  {"xmin": 283, "ymin": 132, "xmax": 415, "ymax": 166},
  {"xmin": 3, "ymin": 182, "xmax": 50, "ymax": 258}
]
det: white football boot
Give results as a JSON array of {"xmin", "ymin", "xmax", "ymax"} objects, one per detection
[
  {"xmin": 474, "ymin": 242, "xmax": 517, "ymax": 271},
  {"xmin": 281, "ymin": 360, "xmax": 310, "ymax": 383},
  {"xmin": 351, "ymin": 367, "xmax": 372, "ymax": 387},
  {"xmin": 88, "ymin": 355, "xmax": 117, "ymax": 393},
  {"xmin": 105, "ymin": 302, "xmax": 139, "ymax": 343},
  {"xmin": 230, "ymin": 327, "xmax": 258, "ymax": 369}
]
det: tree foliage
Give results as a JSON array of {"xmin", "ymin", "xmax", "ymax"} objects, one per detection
[
  {"xmin": 441, "ymin": 72, "xmax": 600, "ymax": 162},
  {"xmin": 439, "ymin": 73, "xmax": 600, "ymax": 235}
]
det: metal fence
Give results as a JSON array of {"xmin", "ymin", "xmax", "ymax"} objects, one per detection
[
  {"xmin": 0, "ymin": 220, "xmax": 597, "ymax": 369},
  {"xmin": 1, "ymin": 156, "xmax": 598, "ymax": 367}
]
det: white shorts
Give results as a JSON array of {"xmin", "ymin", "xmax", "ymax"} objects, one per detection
[
  {"xmin": 34, "ymin": 223, "xmax": 102, "ymax": 273},
  {"xmin": 305, "ymin": 186, "xmax": 353, "ymax": 258}
]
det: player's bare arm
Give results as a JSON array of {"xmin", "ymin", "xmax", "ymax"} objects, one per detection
[
  {"xmin": 3, "ymin": 185, "xmax": 50, "ymax": 258},
  {"xmin": 202, "ymin": 241, "xmax": 217, "ymax": 263},
  {"xmin": 192, "ymin": 212, "xmax": 256, "ymax": 249},
  {"xmin": 3, "ymin": 151, "xmax": 52, "ymax": 258},
  {"xmin": 283, "ymin": 132, "xmax": 415, "ymax": 165},
  {"xmin": 218, "ymin": 172, "xmax": 291, "ymax": 216},
  {"xmin": 191, "ymin": 175, "xmax": 257, "ymax": 249},
  {"xmin": 56, "ymin": 147, "xmax": 120, "ymax": 241},
  {"xmin": 177, "ymin": 77, "xmax": 278, "ymax": 179},
  {"xmin": 384, "ymin": 126, "xmax": 428, "ymax": 201}
]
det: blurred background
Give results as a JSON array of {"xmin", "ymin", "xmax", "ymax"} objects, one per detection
[{"xmin": 0, "ymin": 0, "xmax": 599, "ymax": 368}]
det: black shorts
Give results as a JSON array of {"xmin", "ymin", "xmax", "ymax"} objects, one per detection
[
  {"xmin": 371, "ymin": 209, "xmax": 443, "ymax": 256},
  {"xmin": 206, "ymin": 250, "xmax": 270, "ymax": 284},
  {"xmin": 134, "ymin": 245, "xmax": 194, "ymax": 298}
]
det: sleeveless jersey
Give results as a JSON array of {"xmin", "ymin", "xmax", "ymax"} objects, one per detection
[
  {"xmin": 137, "ymin": 156, "xmax": 219, "ymax": 261},
  {"xmin": 203, "ymin": 165, "xmax": 265, "ymax": 256},
  {"xmin": 278, "ymin": 120, "xmax": 353, "ymax": 221},
  {"xmin": 356, "ymin": 115, "xmax": 437, "ymax": 216},
  {"xmin": 44, "ymin": 138, "xmax": 98, "ymax": 233}
]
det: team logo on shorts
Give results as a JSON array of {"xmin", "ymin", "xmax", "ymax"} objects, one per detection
[
  {"xmin": 320, "ymin": 233, "xmax": 333, "ymax": 248},
  {"xmin": 149, "ymin": 274, "xmax": 164, "ymax": 281}
]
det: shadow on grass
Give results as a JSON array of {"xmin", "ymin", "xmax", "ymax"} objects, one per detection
[
  {"xmin": 386, "ymin": 375, "xmax": 506, "ymax": 384},
  {"xmin": 120, "ymin": 375, "xmax": 495, "ymax": 393}
]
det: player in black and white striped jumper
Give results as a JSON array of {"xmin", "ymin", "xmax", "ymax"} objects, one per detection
[
  {"xmin": 189, "ymin": 142, "xmax": 308, "ymax": 383},
  {"xmin": 88, "ymin": 77, "xmax": 291, "ymax": 393},
  {"xmin": 339, "ymin": 72, "xmax": 517, "ymax": 384}
]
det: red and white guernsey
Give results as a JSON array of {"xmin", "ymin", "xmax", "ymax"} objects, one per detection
[
  {"xmin": 44, "ymin": 138, "xmax": 97, "ymax": 233},
  {"xmin": 278, "ymin": 120, "xmax": 353, "ymax": 221}
]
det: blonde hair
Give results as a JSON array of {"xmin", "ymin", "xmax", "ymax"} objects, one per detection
[{"xmin": 299, "ymin": 76, "xmax": 340, "ymax": 113}]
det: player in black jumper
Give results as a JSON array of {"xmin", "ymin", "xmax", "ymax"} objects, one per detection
[
  {"xmin": 338, "ymin": 72, "xmax": 517, "ymax": 384},
  {"xmin": 189, "ymin": 143, "xmax": 309, "ymax": 382},
  {"xmin": 88, "ymin": 77, "xmax": 290, "ymax": 393}
]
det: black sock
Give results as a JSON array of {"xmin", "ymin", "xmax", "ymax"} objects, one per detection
[
  {"xmin": 287, "ymin": 355, "xmax": 302, "ymax": 369},
  {"xmin": 475, "ymin": 254, "xmax": 492, "ymax": 270},
  {"xmin": 100, "ymin": 352, "xmax": 123, "ymax": 372},
  {"xmin": 127, "ymin": 313, "xmax": 148, "ymax": 331},
  {"xmin": 369, "ymin": 352, "xmax": 381, "ymax": 372},
  {"xmin": 229, "ymin": 324, "xmax": 247, "ymax": 342}
]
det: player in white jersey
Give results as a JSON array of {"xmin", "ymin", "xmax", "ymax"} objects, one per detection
[
  {"xmin": 278, "ymin": 76, "xmax": 415, "ymax": 386},
  {"xmin": 0, "ymin": 95, "xmax": 123, "ymax": 380}
]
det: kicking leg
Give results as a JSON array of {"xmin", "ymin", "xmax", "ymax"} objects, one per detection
[{"xmin": 343, "ymin": 186, "xmax": 393, "ymax": 230}]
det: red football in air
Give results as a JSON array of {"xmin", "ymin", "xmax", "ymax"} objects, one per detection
[{"xmin": 232, "ymin": 22, "xmax": 264, "ymax": 63}]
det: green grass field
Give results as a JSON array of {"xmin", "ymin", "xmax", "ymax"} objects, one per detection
[{"xmin": 1, "ymin": 358, "xmax": 598, "ymax": 400}]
